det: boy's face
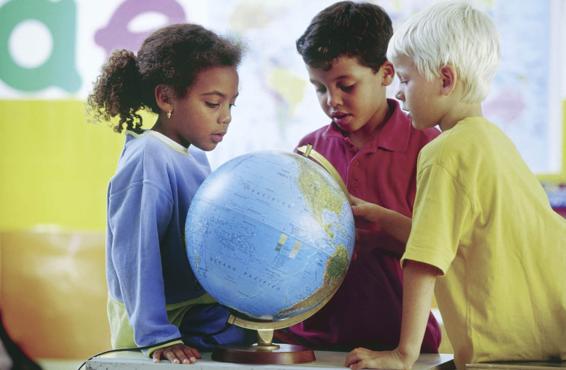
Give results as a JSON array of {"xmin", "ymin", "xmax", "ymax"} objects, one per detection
[
  {"xmin": 393, "ymin": 54, "xmax": 444, "ymax": 130},
  {"xmin": 306, "ymin": 56, "xmax": 393, "ymax": 136}
]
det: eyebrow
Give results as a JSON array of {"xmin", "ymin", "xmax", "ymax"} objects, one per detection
[
  {"xmin": 201, "ymin": 91, "xmax": 239, "ymax": 99},
  {"xmin": 309, "ymin": 75, "xmax": 352, "ymax": 84}
]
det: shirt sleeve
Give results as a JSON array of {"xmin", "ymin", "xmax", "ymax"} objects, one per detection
[
  {"xmin": 107, "ymin": 179, "xmax": 181, "ymax": 347},
  {"xmin": 402, "ymin": 163, "xmax": 474, "ymax": 274}
]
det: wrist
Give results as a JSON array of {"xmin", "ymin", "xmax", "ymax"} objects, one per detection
[
  {"xmin": 396, "ymin": 345, "xmax": 419, "ymax": 367},
  {"xmin": 369, "ymin": 204, "xmax": 388, "ymax": 224}
]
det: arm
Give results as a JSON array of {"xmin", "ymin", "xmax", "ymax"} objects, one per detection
[
  {"xmin": 111, "ymin": 183, "xmax": 203, "ymax": 363},
  {"xmin": 345, "ymin": 261, "xmax": 440, "ymax": 369},
  {"xmin": 350, "ymin": 194, "xmax": 412, "ymax": 244}
]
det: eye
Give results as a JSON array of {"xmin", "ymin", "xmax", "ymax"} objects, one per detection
[
  {"xmin": 312, "ymin": 83, "xmax": 326, "ymax": 94},
  {"xmin": 338, "ymin": 84, "xmax": 354, "ymax": 92},
  {"xmin": 205, "ymin": 102, "xmax": 220, "ymax": 108}
]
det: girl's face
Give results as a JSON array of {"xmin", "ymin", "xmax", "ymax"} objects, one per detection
[
  {"xmin": 167, "ymin": 66, "xmax": 239, "ymax": 151},
  {"xmin": 306, "ymin": 56, "xmax": 393, "ymax": 143}
]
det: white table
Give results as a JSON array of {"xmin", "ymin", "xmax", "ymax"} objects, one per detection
[
  {"xmin": 467, "ymin": 361, "xmax": 566, "ymax": 369},
  {"xmin": 86, "ymin": 351, "xmax": 454, "ymax": 370}
]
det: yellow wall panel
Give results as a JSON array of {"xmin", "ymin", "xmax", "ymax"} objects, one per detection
[{"xmin": 0, "ymin": 100, "xmax": 133, "ymax": 231}]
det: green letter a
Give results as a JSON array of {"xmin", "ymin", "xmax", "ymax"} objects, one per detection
[{"xmin": 0, "ymin": 0, "xmax": 80, "ymax": 93}]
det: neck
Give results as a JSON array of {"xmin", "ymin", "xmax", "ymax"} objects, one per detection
[
  {"xmin": 151, "ymin": 119, "xmax": 165, "ymax": 135},
  {"xmin": 151, "ymin": 119, "xmax": 190, "ymax": 148},
  {"xmin": 439, "ymin": 102, "xmax": 483, "ymax": 131},
  {"xmin": 349, "ymin": 100, "xmax": 392, "ymax": 148}
]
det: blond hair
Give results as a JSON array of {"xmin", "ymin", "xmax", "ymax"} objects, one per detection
[{"xmin": 387, "ymin": 0, "xmax": 500, "ymax": 103}]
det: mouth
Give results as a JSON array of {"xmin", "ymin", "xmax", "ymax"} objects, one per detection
[
  {"xmin": 331, "ymin": 112, "xmax": 351, "ymax": 128},
  {"xmin": 211, "ymin": 133, "xmax": 226, "ymax": 143},
  {"xmin": 331, "ymin": 111, "xmax": 348, "ymax": 119}
]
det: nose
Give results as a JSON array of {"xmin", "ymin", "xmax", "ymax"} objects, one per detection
[
  {"xmin": 395, "ymin": 89, "xmax": 405, "ymax": 101},
  {"xmin": 221, "ymin": 115, "xmax": 231, "ymax": 125},
  {"xmin": 220, "ymin": 109, "xmax": 231, "ymax": 125},
  {"xmin": 326, "ymin": 89, "xmax": 342, "ymax": 108}
]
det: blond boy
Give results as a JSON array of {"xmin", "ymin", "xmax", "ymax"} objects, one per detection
[{"xmin": 345, "ymin": 1, "xmax": 566, "ymax": 369}]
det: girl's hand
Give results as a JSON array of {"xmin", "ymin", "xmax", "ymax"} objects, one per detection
[
  {"xmin": 345, "ymin": 347, "xmax": 415, "ymax": 370},
  {"xmin": 152, "ymin": 343, "xmax": 201, "ymax": 364}
]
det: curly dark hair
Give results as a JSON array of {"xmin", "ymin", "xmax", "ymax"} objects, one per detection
[
  {"xmin": 88, "ymin": 23, "xmax": 243, "ymax": 133},
  {"xmin": 296, "ymin": 1, "xmax": 392, "ymax": 72}
]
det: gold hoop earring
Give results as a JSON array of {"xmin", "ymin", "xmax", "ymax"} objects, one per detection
[{"xmin": 167, "ymin": 110, "xmax": 172, "ymax": 119}]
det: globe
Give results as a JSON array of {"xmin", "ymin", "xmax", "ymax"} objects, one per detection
[{"xmin": 184, "ymin": 149, "xmax": 355, "ymax": 363}]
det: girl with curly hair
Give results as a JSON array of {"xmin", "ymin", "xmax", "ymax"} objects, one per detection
[{"xmin": 88, "ymin": 23, "xmax": 252, "ymax": 365}]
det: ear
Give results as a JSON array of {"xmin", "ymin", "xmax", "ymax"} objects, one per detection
[
  {"xmin": 155, "ymin": 84, "xmax": 174, "ymax": 114},
  {"xmin": 380, "ymin": 61, "xmax": 395, "ymax": 86},
  {"xmin": 439, "ymin": 65, "xmax": 457, "ymax": 95}
]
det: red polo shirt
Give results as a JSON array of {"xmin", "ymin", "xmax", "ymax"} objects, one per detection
[{"xmin": 281, "ymin": 99, "xmax": 441, "ymax": 352}]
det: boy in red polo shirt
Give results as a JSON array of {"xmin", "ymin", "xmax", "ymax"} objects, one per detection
[{"xmin": 276, "ymin": 1, "xmax": 440, "ymax": 352}]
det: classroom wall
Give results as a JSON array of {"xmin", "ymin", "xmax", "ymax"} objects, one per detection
[
  {"xmin": 1, "ymin": 0, "xmax": 565, "ymax": 232},
  {"xmin": 0, "ymin": 100, "xmax": 122, "ymax": 230}
]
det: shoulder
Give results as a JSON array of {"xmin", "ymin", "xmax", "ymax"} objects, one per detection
[
  {"xmin": 109, "ymin": 134, "xmax": 164, "ymax": 194},
  {"xmin": 122, "ymin": 133, "xmax": 176, "ymax": 171},
  {"xmin": 111, "ymin": 132, "xmax": 198, "ymax": 190},
  {"xmin": 419, "ymin": 117, "xmax": 499, "ymax": 172},
  {"xmin": 122, "ymin": 131, "xmax": 169, "ymax": 159}
]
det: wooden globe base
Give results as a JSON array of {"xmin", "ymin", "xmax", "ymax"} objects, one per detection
[{"xmin": 212, "ymin": 344, "xmax": 315, "ymax": 364}]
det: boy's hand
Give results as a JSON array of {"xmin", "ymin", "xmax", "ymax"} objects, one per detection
[
  {"xmin": 152, "ymin": 343, "xmax": 201, "ymax": 364},
  {"xmin": 349, "ymin": 194, "xmax": 387, "ymax": 226},
  {"xmin": 349, "ymin": 193, "xmax": 412, "ymax": 244},
  {"xmin": 345, "ymin": 347, "xmax": 414, "ymax": 370}
]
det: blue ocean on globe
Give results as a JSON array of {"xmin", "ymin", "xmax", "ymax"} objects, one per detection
[{"xmin": 185, "ymin": 150, "xmax": 355, "ymax": 322}]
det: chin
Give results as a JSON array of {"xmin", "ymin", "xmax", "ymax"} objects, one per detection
[
  {"xmin": 192, "ymin": 142, "xmax": 214, "ymax": 152},
  {"xmin": 204, "ymin": 143, "xmax": 219, "ymax": 151},
  {"xmin": 411, "ymin": 120, "xmax": 428, "ymax": 131}
]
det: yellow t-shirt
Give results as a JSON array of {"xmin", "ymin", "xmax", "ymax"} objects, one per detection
[{"xmin": 402, "ymin": 116, "xmax": 566, "ymax": 369}]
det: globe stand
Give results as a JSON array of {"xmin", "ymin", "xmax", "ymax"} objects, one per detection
[{"xmin": 212, "ymin": 328, "xmax": 315, "ymax": 364}]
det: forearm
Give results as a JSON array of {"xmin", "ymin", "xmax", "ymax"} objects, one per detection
[
  {"xmin": 379, "ymin": 208, "xmax": 412, "ymax": 244},
  {"xmin": 350, "ymin": 194, "xmax": 412, "ymax": 245},
  {"xmin": 397, "ymin": 261, "xmax": 439, "ymax": 363}
]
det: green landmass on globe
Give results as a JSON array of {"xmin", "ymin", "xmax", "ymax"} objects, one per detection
[{"xmin": 277, "ymin": 245, "xmax": 349, "ymax": 317}]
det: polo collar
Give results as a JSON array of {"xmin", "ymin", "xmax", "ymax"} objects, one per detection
[{"xmin": 324, "ymin": 99, "xmax": 411, "ymax": 152}]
